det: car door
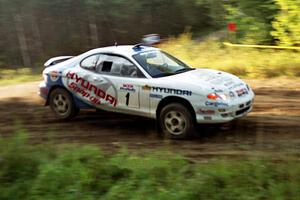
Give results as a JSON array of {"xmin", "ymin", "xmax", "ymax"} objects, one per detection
[
  {"xmin": 92, "ymin": 54, "xmax": 151, "ymax": 116},
  {"xmin": 62, "ymin": 53, "xmax": 118, "ymax": 109}
]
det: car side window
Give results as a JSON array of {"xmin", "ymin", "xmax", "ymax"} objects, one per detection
[
  {"xmin": 80, "ymin": 54, "xmax": 99, "ymax": 71},
  {"xmin": 96, "ymin": 54, "xmax": 145, "ymax": 78}
]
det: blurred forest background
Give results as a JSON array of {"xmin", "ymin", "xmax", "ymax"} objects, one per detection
[{"xmin": 0, "ymin": 0, "xmax": 299, "ymax": 68}]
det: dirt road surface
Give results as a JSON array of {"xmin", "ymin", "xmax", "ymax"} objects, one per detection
[{"xmin": 0, "ymin": 78, "xmax": 300, "ymax": 161}]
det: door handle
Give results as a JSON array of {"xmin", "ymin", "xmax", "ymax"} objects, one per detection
[{"xmin": 93, "ymin": 77, "xmax": 103, "ymax": 82}]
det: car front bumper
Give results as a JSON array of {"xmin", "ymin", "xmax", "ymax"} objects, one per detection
[{"xmin": 195, "ymin": 95, "xmax": 254, "ymax": 124}]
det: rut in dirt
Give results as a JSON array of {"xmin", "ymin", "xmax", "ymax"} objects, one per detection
[{"xmin": 0, "ymin": 80, "xmax": 300, "ymax": 160}]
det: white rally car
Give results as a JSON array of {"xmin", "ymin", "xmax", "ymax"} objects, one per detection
[{"xmin": 39, "ymin": 44, "xmax": 254, "ymax": 139}]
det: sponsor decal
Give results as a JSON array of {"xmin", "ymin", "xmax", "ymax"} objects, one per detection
[
  {"xmin": 228, "ymin": 83, "xmax": 244, "ymax": 90},
  {"xmin": 229, "ymin": 91, "xmax": 235, "ymax": 98},
  {"xmin": 236, "ymin": 88, "xmax": 248, "ymax": 97},
  {"xmin": 205, "ymin": 101, "xmax": 229, "ymax": 107},
  {"xmin": 152, "ymin": 87, "xmax": 192, "ymax": 96},
  {"xmin": 119, "ymin": 84, "xmax": 136, "ymax": 93},
  {"xmin": 197, "ymin": 109, "xmax": 215, "ymax": 115},
  {"xmin": 204, "ymin": 116, "xmax": 212, "ymax": 120},
  {"xmin": 49, "ymin": 71, "xmax": 59, "ymax": 82},
  {"xmin": 214, "ymin": 89, "xmax": 224, "ymax": 93},
  {"xmin": 149, "ymin": 93, "xmax": 163, "ymax": 99},
  {"xmin": 142, "ymin": 85, "xmax": 152, "ymax": 91},
  {"xmin": 218, "ymin": 108, "xmax": 226, "ymax": 112},
  {"xmin": 66, "ymin": 72, "xmax": 117, "ymax": 106}
]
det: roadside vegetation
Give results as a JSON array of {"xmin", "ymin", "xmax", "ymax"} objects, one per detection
[
  {"xmin": 1, "ymin": 0, "xmax": 299, "ymax": 85},
  {"xmin": 159, "ymin": 33, "xmax": 300, "ymax": 78},
  {"xmin": 0, "ymin": 68, "xmax": 41, "ymax": 86},
  {"xmin": 1, "ymin": 0, "xmax": 299, "ymax": 68},
  {"xmin": 1, "ymin": 128, "xmax": 300, "ymax": 200},
  {"xmin": 1, "ymin": 33, "xmax": 300, "ymax": 86}
]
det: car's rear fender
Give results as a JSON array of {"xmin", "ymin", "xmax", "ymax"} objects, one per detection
[
  {"xmin": 45, "ymin": 85, "xmax": 91, "ymax": 109},
  {"xmin": 45, "ymin": 85, "xmax": 65, "ymax": 106}
]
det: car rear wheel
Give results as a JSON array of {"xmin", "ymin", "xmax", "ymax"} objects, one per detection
[
  {"xmin": 159, "ymin": 103, "xmax": 195, "ymax": 139},
  {"xmin": 49, "ymin": 88, "xmax": 78, "ymax": 120}
]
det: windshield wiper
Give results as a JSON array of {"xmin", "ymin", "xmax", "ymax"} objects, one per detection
[
  {"xmin": 152, "ymin": 72, "xmax": 175, "ymax": 78},
  {"xmin": 175, "ymin": 68, "xmax": 195, "ymax": 74}
]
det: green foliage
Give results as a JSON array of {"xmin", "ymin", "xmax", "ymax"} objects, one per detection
[
  {"xmin": 225, "ymin": 0, "xmax": 278, "ymax": 44},
  {"xmin": 1, "ymin": 0, "xmax": 300, "ymax": 67},
  {"xmin": 271, "ymin": 0, "xmax": 300, "ymax": 46},
  {"xmin": 0, "ymin": 127, "xmax": 40, "ymax": 200},
  {"xmin": 159, "ymin": 33, "xmax": 300, "ymax": 78},
  {"xmin": 1, "ymin": 128, "xmax": 300, "ymax": 200},
  {"xmin": 30, "ymin": 146, "xmax": 128, "ymax": 200}
]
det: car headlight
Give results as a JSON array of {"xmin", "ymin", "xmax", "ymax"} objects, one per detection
[{"xmin": 207, "ymin": 93, "xmax": 227, "ymax": 101}]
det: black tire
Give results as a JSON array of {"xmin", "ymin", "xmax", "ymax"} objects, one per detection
[
  {"xmin": 49, "ymin": 88, "xmax": 79, "ymax": 120},
  {"xmin": 159, "ymin": 103, "xmax": 195, "ymax": 139}
]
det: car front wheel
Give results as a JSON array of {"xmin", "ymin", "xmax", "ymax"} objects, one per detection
[
  {"xmin": 159, "ymin": 103, "xmax": 195, "ymax": 139},
  {"xmin": 49, "ymin": 88, "xmax": 78, "ymax": 120}
]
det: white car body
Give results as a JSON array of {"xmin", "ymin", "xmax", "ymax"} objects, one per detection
[{"xmin": 40, "ymin": 45, "xmax": 254, "ymax": 125}]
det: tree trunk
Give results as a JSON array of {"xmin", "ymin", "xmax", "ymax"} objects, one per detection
[
  {"xmin": 88, "ymin": 14, "xmax": 99, "ymax": 47},
  {"xmin": 14, "ymin": 13, "xmax": 31, "ymax": 67},
  {"xmin": 30, "ymin": 14, "xmax": 44, "ymax": 59}
]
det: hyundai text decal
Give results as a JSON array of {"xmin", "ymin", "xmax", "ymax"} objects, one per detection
[
  {"xmin": 152, "ymin": 87, "xmax": 192, "ymax": 96},
  {"xmin": 66, "ymin": 72, "xmax": 117, "ymax": 106}
]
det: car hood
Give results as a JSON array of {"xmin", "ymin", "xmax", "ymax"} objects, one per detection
[{"xmin": 160, "ymin": 68, "xmax": 246, "ymax": 93}]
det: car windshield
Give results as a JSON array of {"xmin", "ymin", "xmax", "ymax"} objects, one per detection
[{"xmin": 133, "ymin": 50, "xmax": 194, "ymax": 78}]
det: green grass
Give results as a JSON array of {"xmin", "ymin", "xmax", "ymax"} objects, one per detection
[
  {"xmin": 1, "ymin": 128, "xmax": 300, "ymax": 200},
  {"xmin": 159, "ymin": 33, "xmax": 300, "ymax": 78},
  {"xmin": 0, "ymin": 68, "xmax": 41, "ymax": 86}
]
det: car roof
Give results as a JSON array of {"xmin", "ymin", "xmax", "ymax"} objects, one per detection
[{"xmin": 86, "ymin": 45, "xmax": 158, "ymax": 57}]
